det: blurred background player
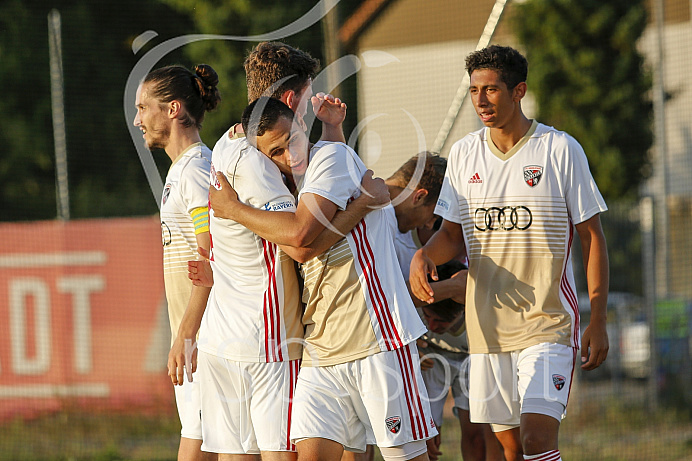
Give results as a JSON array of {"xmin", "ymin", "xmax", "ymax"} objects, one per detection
[
  {"xmin": 410, "ymin": 45, "xmax": 609, "ymax": 461},
  {"xmin": 134, "ymin": 63, "xmax": 220, "ymax": 461}
]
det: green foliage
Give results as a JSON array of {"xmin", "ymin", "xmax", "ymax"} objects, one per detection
[
  {"xmin": 156, "ymin": 0, "xmax": 327, "ymax": 145},
  {"xmin": 0, "ymin": 0, "xmax": 332, "ymax": 221},
  {"xmin": 0, "ymin": 0, "xmax": 193, "ymax": 221},
  {"xmin": 511, "ymin": 0, "xmax": 653, "ymax": 200}
]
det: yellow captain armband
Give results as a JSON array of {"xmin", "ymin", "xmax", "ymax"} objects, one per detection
[{"xmin": 191, "ymin": 206, "xmax": 209, "ymax": 234}]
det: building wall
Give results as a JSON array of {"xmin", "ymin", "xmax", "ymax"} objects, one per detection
[{"xmin": 354, "ymin": 0, "xmax": 524, "ymax": 178}]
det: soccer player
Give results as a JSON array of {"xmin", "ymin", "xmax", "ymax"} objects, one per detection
[
  {"xmin": 387, "ymin": 154, "xmax": 500, "ymax": 461},
  {"xmin": 133, "ymin": 64, "xmax": 220, "ymax": 461},
  {"xmin": 212, "ymin": 97, "xmax": 437, "ymax": 461},
  {"xmin": 168, "ymin": 42, "xmax": 387, "ymax": 461},
  {"xmin": 410, "ymin": 45, "xmax": 610, "ymax": 461}
]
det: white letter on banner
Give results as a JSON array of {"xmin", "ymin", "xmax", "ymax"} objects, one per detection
[
  {"xmin": 57, "ymin": 275, "xmax": 105, "ymax": 374},
  {"xmin": 10, "ymin": 277, "xmax": 52, "ymax": 375}
]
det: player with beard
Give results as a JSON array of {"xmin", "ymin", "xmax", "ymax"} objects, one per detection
[{"xmin": 134, "ymin": 63, "xmax": 220, "ymax": 461}]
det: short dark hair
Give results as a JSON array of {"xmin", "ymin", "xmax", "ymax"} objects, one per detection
[
  {"xmin": 241, "ymin": 97, "xmax": 295, "ymax": 146},
  {"xmin": 465, "ymin": 45, "xmax": 528, "ymax": 90},
  {"xmin": 244, "ymin": 41, "xmax": 319, "ymax": 102},
  {"xmin": 143, "ymin": 64, "xmax": 220, "ymax": 129},
  {"xmin": 425, "ymin": 260, "xmax": 467, "ymax": 323},
  {"xmin": 387, "ymin": 152, "xmax": 447, "ymax": 206}
]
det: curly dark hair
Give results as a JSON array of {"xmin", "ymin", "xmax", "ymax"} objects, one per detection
[
  {"xmin": 465, "ymin": 45, "xmax": 528, "ymax": 90},
  {"xmin": 244, "ymin": 41, "xmax": 319, "ymax": 102}
]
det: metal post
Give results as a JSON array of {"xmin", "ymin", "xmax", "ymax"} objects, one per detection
[
  {"xmin": 640, "ymin": 196, "xmax": 658, "ymax": 411},
  {"xmin": 653, "ymin": 0, "xmax": 669, "ymax": 296},
  {"xmin": 48, "ymin": 9, "xmax": 70, "ymax": 221}
]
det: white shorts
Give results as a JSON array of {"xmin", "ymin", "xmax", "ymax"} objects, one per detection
[
  {"xmin": 198, "ymin": 351, "xmax": 300, "ymax": 454},
  {"xmin": 468, "ymin": 343, "xmax": 576, "ymax": 429},
  {"xmin": 291, "ymin": 343, "xmax": 438, "ymax": 454},
  {"xmin": 419, "ymin": 347, "xmax": 470, "ymax": 428},
  {"xmin": 174, "ymin": 370, "xmax": 203, "ymax": 440}
]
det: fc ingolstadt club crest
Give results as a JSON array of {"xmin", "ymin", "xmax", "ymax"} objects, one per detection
[
  {"xmin": 385, "ymin": 416, "xmax": 401, "ymax": 434},
  {"xmin": 552, "ymin": 374, "xmax": 566, "ymax": 390},
  {"xmin": 162, "ymin": 183, "xmax": 172, "ymax": 205},
  {"xmin": 524, "ymin": 165, "xmax": 543, "ymax": 188}
]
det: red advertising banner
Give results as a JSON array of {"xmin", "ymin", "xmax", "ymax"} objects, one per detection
[{"xmin": 0, "ymin": 217, "xmax": 172, "ymax": 420}]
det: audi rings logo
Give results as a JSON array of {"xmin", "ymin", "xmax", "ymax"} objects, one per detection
[{"xmin": 474, "ymin": 206, "xmax": 533, "ymax": 232}]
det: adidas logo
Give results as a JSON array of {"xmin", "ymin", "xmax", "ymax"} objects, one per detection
[{"xmin": 468, "ymin": 173, "xmax": 483, "ymax": 183}]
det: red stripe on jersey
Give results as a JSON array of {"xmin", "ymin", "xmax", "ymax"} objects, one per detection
[
  {"xmin": 355, "ymin": 219, "xmax": 403, "ymax": 349},
  {"xmin": 262, "ymin": 239, "xmax": 281, "ymax": 362},
  {"xmin": 351, "ymin": 221, "xmax": 395, "ymax": 349},
  {"xmin": 267, "ymin": 242, "xmax": 284, "ymax": 362},
  {"xmin": 359, "ymin": 219, "xmax": 403, "ymax": 349},
  {"xmin": 559, "ymin": 223, "xmax": 579, "ymax": 347}
]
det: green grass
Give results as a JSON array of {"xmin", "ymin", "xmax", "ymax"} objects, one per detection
[{"xmin": 2, "ymin": 384, "xmax": 692, "ymax": 461}]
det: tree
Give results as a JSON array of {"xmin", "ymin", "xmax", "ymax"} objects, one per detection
[
  {"xmin": 158, "ymin": 0, "xmax": 330, "ymax": 146},
  {"xmin": 511, "ymin": 0, "xmax": 653, "ymax": 200},
  {"xmin": 0, "ymin": 0, "xmax": 192, "ymax": 221}
]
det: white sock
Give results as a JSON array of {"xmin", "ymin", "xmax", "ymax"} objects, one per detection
[{"xmin": 524, "ymin": 450, "xmax": 562, "ymax": 461}]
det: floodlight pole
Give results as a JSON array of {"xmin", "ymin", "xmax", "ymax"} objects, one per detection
[{"xmin": 49, "ymin": 9, "xmax": 70, "ymax": 221}]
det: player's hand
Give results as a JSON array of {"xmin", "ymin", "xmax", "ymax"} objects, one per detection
[
  {"xmin": 311, "ymin": 92, "xmax": 347, "ymax": 127},
  {"xmin": 168, "ymin": 335, "xmax": 197, "ymax": 386},
  {"xmin": 449, "ymin": 269, "xmax": 468, "ymax": 304},
  {"xmin": 410, "ymin": 249, "xmax": 438, "ymax": 304},
  {"xmin": 209, "ymin": 172, "xmax": 239, "ymax": 219},
  {"xmin": 188, "ymin": 260, "xmax": 213, "ymax": 287},
  {"xmin": 417, "ymin": 338, "xmax": 435, "ymax": 371},
  {"xmin": 426, "ymin": 433, "xmax": 442, "ymax": 461},
  {"xmin": 360, "ymin": 170, "xmax": 390, "ymax": 209},
  {"xmin": 581, "ymin": 318, "xmax": 609, "ymax": 370}
]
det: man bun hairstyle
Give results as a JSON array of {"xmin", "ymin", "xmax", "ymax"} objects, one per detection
[
  {"xmin": 193, "ymin": 64, "xmax": 221, "ymax": 112},
  {"xmin": 143, "ymin": 64, "xmax": 221, "ymax": 129},
  {"xmin": 465, "ymin": 45, "xmax": 528, "ymax": 90}
]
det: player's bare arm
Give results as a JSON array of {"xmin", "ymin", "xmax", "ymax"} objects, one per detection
[
  {"xmin": 168, "ymin": 233, "xmax": 211, "ymax": 386},
  {"xmin": 312, "ymin": 92, "xmax": 347, "ymax": 144},
  {"xmin": 188, "ymin": 246, "xmax": 212, "ymax": 287},
  {"xmin": 408, "ymin": 268, "xmax": 468, "ymax": 307},
  {"xmin": 210, "ymin": 170, "xmax": 388, "ymax": 252},
  {"xmin": 289, "ymin": 170, "xmax": 390, "ymax": 263},
  {"xmin": 576, "ymin": 213, "xmax": 610, "ymax": 370},
  {"xmin": 410, "ymin": 219, "xmax": 465, "ymax": 304},
  {"xmin": 208, "ymin": 171, "xmax": 334, "ymax": 247}
]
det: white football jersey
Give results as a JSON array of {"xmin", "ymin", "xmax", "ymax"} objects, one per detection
[
  {"xmin": 436, "ymin": 121, "xmax": 607, "ymax": 353},
  {"xmin": 199, "ymin": 131, "xmax": 303, "ymax": 363},
  {"xmin": 161, "ymin": 142, "xmax": 211, "ymax": 343},
  {"xmin": 298, "ymin": 141, "xmax": 426, "ymax": 366}
]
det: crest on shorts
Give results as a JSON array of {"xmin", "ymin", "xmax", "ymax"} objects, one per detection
[
  {"xmin": 552, "ymin": 374, "xmax": 566, "ymax": 390},
  {"xmin": 162, "ymin": 183, "xmax": 172, "ymax": 205},
  {"xmin": 524, "ymin": 165, "xmax": 543, "ymax": 188},
  {"xmin": 385, "ymin": 416, "xmax": 401, "ymax": 434}
]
